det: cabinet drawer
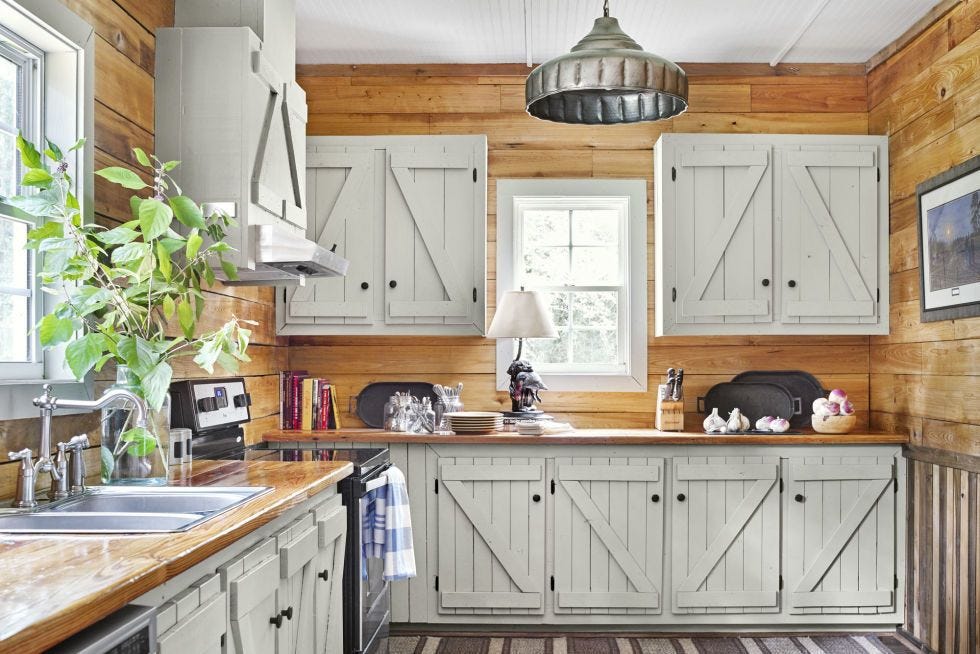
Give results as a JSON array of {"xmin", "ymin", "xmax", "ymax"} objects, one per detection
[{"xmin": 157, "ymin": 592, "xmax": 226, "ymax": 654}]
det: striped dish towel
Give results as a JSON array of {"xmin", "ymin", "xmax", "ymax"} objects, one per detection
[{"xmin": 363, "ymin": 465, "xmax": 417, "ymax": 580}]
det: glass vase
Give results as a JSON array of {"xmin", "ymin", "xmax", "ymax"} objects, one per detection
[{"xmin": 100, "ymin": 366, "xmax": 170, "ymax": 485}]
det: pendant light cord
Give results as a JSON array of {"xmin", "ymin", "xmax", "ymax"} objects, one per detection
[{"xmin": 603, "ymin": 0, "xmax": 609, "ymax": 17}]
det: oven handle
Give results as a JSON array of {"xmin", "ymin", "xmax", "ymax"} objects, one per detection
[{"xmin": 363, "ymin": 473, "xmax": 389, "ymax": 493}]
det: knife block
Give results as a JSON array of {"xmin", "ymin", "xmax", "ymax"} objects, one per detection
[{"xmin": 656, "ymin": 385, "xmax": 684, "ymax": 431}]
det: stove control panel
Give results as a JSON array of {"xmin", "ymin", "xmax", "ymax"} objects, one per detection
[{"xmin": 170, "ymin": 377, "xmax": 251, "ymax": 433}]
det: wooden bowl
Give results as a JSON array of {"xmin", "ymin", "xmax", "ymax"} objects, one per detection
[{"xmin": 811, "ymin": 413, "xmax": 856, "ymax": 434}]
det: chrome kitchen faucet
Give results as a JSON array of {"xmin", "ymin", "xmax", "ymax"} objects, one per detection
[{"xmin": 8, "ymin": 384, "xmax": 148, "ymax": 508}]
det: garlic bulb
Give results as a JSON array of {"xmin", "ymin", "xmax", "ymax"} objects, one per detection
[
  {"xmin": 814, "ymin": 399, "xmax": 839, "ymax": 417},
  {"xmin": 727, "ymin": 408, "xmax": 750, "ymax": 432},
  {"xmin": 839, "ymin": 399, "xmax": 855, "ymax": 415},
  {"xmin": 812, "ymin": 397, "xmax": 830, "ymax": 414},
  {"xmin": 755, "ymin": 416, "xmax": 774, "ymax": 431},
  {"xmin": 703, "ymin": 407, "xmax": 726, "ymax": 433},
  {"xmin": 827, "ymin": 388, "xmax": 848, "ymax": 404},
  {"xmin": 770, "ymin": 417, "xmax": 790, "ymax": 433}
]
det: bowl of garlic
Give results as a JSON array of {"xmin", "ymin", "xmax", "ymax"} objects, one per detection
[{"xmin": 811, "ymin": 389, "xmax": 856, "ymax": 434}]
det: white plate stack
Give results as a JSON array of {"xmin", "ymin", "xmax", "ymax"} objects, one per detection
[{"xmin": 445, "ymin": 411, "xmax": 504, "ymax": 434}]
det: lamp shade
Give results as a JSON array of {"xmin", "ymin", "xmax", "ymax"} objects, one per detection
[{"xmin": 486, "ymin": 290, "xmax": 559, "ymax": 339}]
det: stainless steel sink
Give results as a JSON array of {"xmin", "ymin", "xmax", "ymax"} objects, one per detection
[{"xmin": 0, "ymin": 486, "xmax": 272, "ymax": 534}]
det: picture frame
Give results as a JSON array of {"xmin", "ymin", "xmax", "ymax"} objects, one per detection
[{"xmin": 916, "ymin": 154, "xmax": 980, "ymax": 322}]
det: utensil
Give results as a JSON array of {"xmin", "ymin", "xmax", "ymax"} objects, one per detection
[
  {"xmin": 352, "ymin": 382, "xmax": 438, "ymax": 428},
  {"xmin": 672, "ymin": 369, "xmax": 684, "ymax": 401}
]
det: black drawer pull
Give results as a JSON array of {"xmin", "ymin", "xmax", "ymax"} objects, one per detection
[
  {"xmin": 788, "ymin": 280, "xmax": 797, "ymax": 288},
  {"xmin": 677, "ymin": 493, "xmax": 686, "ymax": 502},
  {"xmin": 651, "ymin": 494, "xmax": 660, "ymax": 503},
  {"xmin": 389, "ymin": 280, "xmax": 397, "ymax": 288},
  {"xmin": 761, "ymin": 278, "xmax": 770, "ymax": 287},
  {"xmin": 270, "ymin": 614, "xmax": 283, "ymax": 629},
  {"xmin": 532, "ymin": 494, "xmax": 541, "ymax": 503},
  {"xmin": 361, "ymin": 282, "xmax": 369, "ymax": 290},
  {"xmin": 281, "ymin": 606, "xmax": 293, "ymax": 621},
  {"xmin": 795, "ymin": 494, "xmax": 805, "ymax": 503},
  {"xmin": 318, "ymin": 569, "xmax": 329, "ymax": 581}
]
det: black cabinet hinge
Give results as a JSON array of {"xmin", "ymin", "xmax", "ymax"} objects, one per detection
[
  {"xmin": 473, "ymin": 168, "xmax": 477, "ymax": 182},
  {"xmin": 550, "ymin": 575, "xmax": 555, "ymax": 591},
  {"xmin": 550, "ymin": 479, "xmax": 556, "ymax": 494},
  {"xmin": 283, "ymin": 288, "xmax": 287, "ymax": 303},
  {"xmin": 779, "ymin": 478, "xmax": 784, "ymax": 493},
  {"xmin": 779, "ymin": 575, "xmax": 783, "ymax": 590},
  {"xmin": 435, "ymin": 575, "xmax": 439, "ymax": 591},
  {"xmin": 671, "ymin": 166, "xmax": 676, "ymax": 181},
  {"xmin": 894, "ymin": 477, "xmax": 898, "ymax": 493},
  {"xmin": 672, "ymin": 287, "xmax": 677, "ymax": 302},
  {"xmin": 220, "ymin": 634, "xmax": 226, "ymax": 647},
  {"xmin": 877, "ymin": 168, "xmax": 881, "ymax": 182},
  {"xmin": 473, "ymin": 287, "xmax": 477, "ymax": 302},
  {"xmin": 894, "ymin": 574, "xmax": 899, "ymax": 589},
  {"xmin": 434, "ymin": 479, "xmax": 439, "ymax": 494},
  {"xmin": 877, "ymin": 287, "xmax": 881, "ymax": 303}
]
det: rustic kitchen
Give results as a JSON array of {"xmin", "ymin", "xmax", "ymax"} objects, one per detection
[{"xmin": 0, "ymin": 0, "xmax": 976, "ymax": 652}]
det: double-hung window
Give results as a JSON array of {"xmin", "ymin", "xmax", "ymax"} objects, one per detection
[
  {"xmin": 0, "ymin": 26, "xmax": 41, "ymax": 378},
  {"xmin": 496, "ymin": 179, "xmax": 647, "ymax": 392}
]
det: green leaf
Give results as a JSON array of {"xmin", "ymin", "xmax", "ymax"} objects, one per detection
[
  {"xmin": 177, "ymin": 299, "xmax": 195, "ymax": 339},
  {"xmin": 37, "ymin": 313, "xmax": 75, "ymax": 347},
  {"xmin": 111, "ymin": 241, "xmax": 151, "ymax": 264},
  {"xmin": 68, "ymin": 137, "xmax": 86, "ymax": 152},
  {"xmin": 169, "ymin": 196, "xmax": 205, "ymax": 229},
  {"xmin": 44, "ymin": 139, "xmax": 63, "ymax": 161},
  {"xmin": 65, "ymin": 333, "xmax": 109, "ymax": 379},
  {"xmin": 21, "ymin": 168, "xmax": 53, "ymax": 187},
  {"xmin": 41, "ymin": 247, "xmax": 73, "ymax": 275},
  {"xmin": 159, "ymin": 237, "xmax": 185, "ymax": 254},
  {"xmin": 116, "ymin": 336, "xmax": 158, "ymax": 377},
  {"xmin": 95, "ymin": 166, "xmax": 148, "ymax": 190},
  {"xmin": 163, "ymin": 160, "xmax": 179, "ymax": 172},
  {"xmin": 129, "ymin": 195, "xmax": 142, "ymax": 221},
  {"xmin": 220, "ymin": 257, "xmax": 238, "ymax": 281},
  {"xmin": 138, "ymin": 198, "xmax": 173, "ymax": 241},
  {"xmin": 185, "ymin": 230, "xmax": 203, "ymax": 259},
  {"xmin": 140, "ymin": 360, "xmax": 173, "ymax": 411},
  {"xmin": 162, "ymin": 294, "xmax": 176, "ymax": 320},
  {"xmin": 120, "ymin": 427, "xmax": 157, "ymax": 457},
  {"xmin": 133, "ymin": 147, "xmax": 151, "ymax": 167},
  {"xmin": 26, "ymin": 220, "xmax": 63, "ymax": 248},
  {"xmin": 16, "ymin": 134, "xmax": 43, "ymax": 169},
  {"xmin": 206, "ymin": 241, "xmax": 232, "ymax": 253},
  {"xmin": 95, "ymin": 226, "xmax": 139, "ymax": 245},
  {"xmin": 156, "ymin": 240, "xmax": 172, "ymax": 280},
  {"xmin": 6, "ymin": 189, "xmax": 61, "ymax": 217},
  {"xmin": 100, "ymin": 445, "xmax": 114, "ymax": 480},
  {"xmin": 71, "ymin": 286, "xmax": 113, "ymax": 316}
]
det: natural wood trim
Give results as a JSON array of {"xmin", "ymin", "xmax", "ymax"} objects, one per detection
[
  {"xmin": 904, "ymin": 444, "xmax": 980, "ymax": 474},
  {"xmin": 296, "ymin": 62, "xmax": 867, "ymax": 79},
  {"xmin": 865, "ymin": 0, "xmax": 962, "ymax": 72}
]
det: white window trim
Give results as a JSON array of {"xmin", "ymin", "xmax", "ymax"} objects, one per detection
[
  {"xmin": 496, "ymin": 179, "xmax": 647, "ymax": 393},
  {"xmin": 0, "ymin": 0, "xmax": 95, "ymax": 418}
]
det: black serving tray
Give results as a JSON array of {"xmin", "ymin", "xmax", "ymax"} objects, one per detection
[
  {"xmin": 731, "ymin": 370, "xmax": 825, "ymax": 428},
  {"xmin": 354, "ymin": 381, "xmax": 438, "ymax": 428},
  {"xmin": 698, "ymin": 381, "xmax": 800, "ymax": 425}
]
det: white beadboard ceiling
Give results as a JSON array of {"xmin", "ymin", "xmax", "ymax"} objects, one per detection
[{"xmin": 295, "ymin": 0, "xmax": 939, "ymax": 66}]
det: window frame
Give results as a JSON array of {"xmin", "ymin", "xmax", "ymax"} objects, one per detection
[
  {"xmin": 496, "ymin": 179, "xmax": 648, "ymax": 393},
  {"xmin": 0, "ymin": 0, "xmax": 94, "ymax": 416}
]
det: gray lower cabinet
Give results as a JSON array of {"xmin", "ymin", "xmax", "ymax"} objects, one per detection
[
  {"xmin": 221, "ymin": 539, "xmax": 280, "ymax": 654},
  {"xmin": 785, "ymin": 456, "xmax": 896, "ymax": 614},
  {"xmin": 435, "ymin": 456, "xmax": 547, "ymax": 614},
  {"xmin": 156, "ymin": 574, "xmax": 227, "ymax": 654},
  {"xmin": 313, "ymin": 500, "xmax": 347, "ymax": 654},
  {"xmin": 670, "ymin": 456, "xmax": 782, "ymax": 614},
  {"xmin": 553, "ymin": 457, "xmax": 664, "ymax": 615}
]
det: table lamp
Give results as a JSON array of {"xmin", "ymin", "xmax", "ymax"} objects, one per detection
[{"xmin": 486, "ymin": 288, "xmax": 559, "ymax": 417}]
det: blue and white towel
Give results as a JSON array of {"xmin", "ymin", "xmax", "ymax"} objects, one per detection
[{"xmin": 362, "ymin": 465, "xmax": 416, "ymax": 580}]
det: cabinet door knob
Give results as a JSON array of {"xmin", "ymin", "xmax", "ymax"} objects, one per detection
[
  {"xmin": 389, "ymin": 280, "xmax": 397, "ymax": 288},
  {"xmin": 532, "ymin": 493, "xmax": 541, "ymax": 503},
  {"xmin": 788, "ymin": 280, "xmax": 797, "ymax": 288},
  {"xmin": 270, "ymin": 614, "xmax": 284, "ymax": 629},
  {"xmin": 761, "ymin": 278, "xmax": 770, "ymax": 287},
  {"xmin": 318, "ymin": 569, "xmax": 329, "ymax": 581},
  {"xmin": 361, "ymin": 282, "xmax": 369, "ymax": 290},
  {"xmin": 281, "ymin": 606, "xmax": 294, "ymax": 621},
  {"xmin": 651, "ymin": 494, "xmax": 660, "ymax": 503},
  {"xmin": 677, "ymin": 493, "xmax": 686, "ymax": 502},
  {"xmin": 794, "ymin": 493, "xmax": 805, "ymax": 503}
]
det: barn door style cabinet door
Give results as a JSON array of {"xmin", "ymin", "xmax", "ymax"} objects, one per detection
[
  {"xmin": 655, "ymin": 134, "xmax": 888, "ymax": 336},
  {"xmin": 312, "ymin": 499, "xmax": 346, "ymax": 654},
  {"xmin": 280, "ymin": 136, "xmax": 488, "ymax": 335},
  {"xmin": 670, "ymin": 457, "xmax": 781, "ymax": 614},
  {"xmin": 220, "ymin": 539, "xmax": 281, "ymax": 654},
  {"xmin": 785, "ymin": 456, "xmax": 897, "ymax": 614},
  {"xmin": 435, "ymin": 457, "xmax": 546, "ymax": 614},
  {"xmin": 553, "ymin": 457, "xmax": 664, "ymax": 615},
  {"xmin": 276, "ymin": 514, "xmax": 321, "ymax": 654}
]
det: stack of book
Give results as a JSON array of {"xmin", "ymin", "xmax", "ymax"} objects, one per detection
[{"xmin": 279, "ymin": 370, "xmax": 341, "ymax": 430}]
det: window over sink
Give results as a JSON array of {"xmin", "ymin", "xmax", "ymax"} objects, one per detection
[{"xmin": 496, "ymin": 179, "xmax": 647, "ymax": 392}]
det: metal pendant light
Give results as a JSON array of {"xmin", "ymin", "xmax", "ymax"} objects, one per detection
[{"xmin": 525, "ymin": 1, "xmax": 688, "ymax": 125}]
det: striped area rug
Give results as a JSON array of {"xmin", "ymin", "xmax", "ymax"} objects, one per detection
[{"xmin": 388, "ymin": 634, "xmax": 919, "ymax": 654}]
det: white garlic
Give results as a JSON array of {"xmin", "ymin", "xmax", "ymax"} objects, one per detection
[
  {"xmin": 727, "ymin": 407, "xmax": 750, "ymax": 432},
  {"xmin": 755, "ymin": 415, "xmax": 774, "ymax": 431},
  {"xmin": 812, "ymin": 397, "xmax": 830, "ymax": 414},
  {"xmin": 703, "ymin": 407, "xmax": 727, "ymax": 433},
  {"xmin": 770, "ymin": 417, "xmax": 790, "ymax": 433}
]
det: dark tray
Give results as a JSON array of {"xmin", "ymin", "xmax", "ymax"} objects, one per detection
[
  {"xmin": 354, "ymin": 381, "xmax": 437, "ymax": 428},
  {"xmin": 698, "ymin": 381, "xmax": 800, "ymax": 425},
  {"xmin": 731, "ymin": 370, "xmax": 825, "ymax": 428}
]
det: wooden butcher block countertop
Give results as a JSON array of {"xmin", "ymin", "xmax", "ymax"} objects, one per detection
[
  {"xmin": 0, "ymin": 459, "xmax": 352, "ymax": 653},
  {"xmin": 263, "ymin": 427, "xmax": 908, "ymax": 446}
]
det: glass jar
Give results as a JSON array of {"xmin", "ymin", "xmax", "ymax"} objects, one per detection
[
  {"xmin": 435, "ymin": 398, "xmax": 463, "ymax": 434},
  {"xmin": 100, "ymin": 365, "xmax": 170, "ymax": 485}
]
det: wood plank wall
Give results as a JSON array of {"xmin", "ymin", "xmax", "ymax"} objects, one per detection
[
  {"xmin": 294, "ymin": 62, "xmax": 872, "ymax": 430},
  {"xmin": 0, "ymin": 0, "xmax": 285, "ymax": 498},
  {"xmin": 866, "ymin": 2, "xmax": 980, "ymax": 651}
]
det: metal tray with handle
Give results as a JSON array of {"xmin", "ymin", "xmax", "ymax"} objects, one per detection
[
  {"xmin": 697, "ymin": 381, "xmax": 801, "ymax": 427},
  {"xmin": 730, "ymin": 370, "xmax": 825, "ymax": 428}
]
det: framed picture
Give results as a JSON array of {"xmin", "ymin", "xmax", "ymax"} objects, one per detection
[{"xmin": 917, "ymin": 154, "xmax": 980, "ymax": 322}]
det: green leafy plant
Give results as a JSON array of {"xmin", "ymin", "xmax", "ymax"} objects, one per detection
[{"xmin": 4, "ymin": 135, "xmax": 255, "ymax": 456}]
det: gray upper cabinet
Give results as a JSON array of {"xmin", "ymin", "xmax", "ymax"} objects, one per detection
[
  {"xmin": 655, "ymin": 133, "xmax": 889, "ymax": 336},
  {"xmin": 279, "ymin": 136, "xmax": 488, "ymax": 335}
]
